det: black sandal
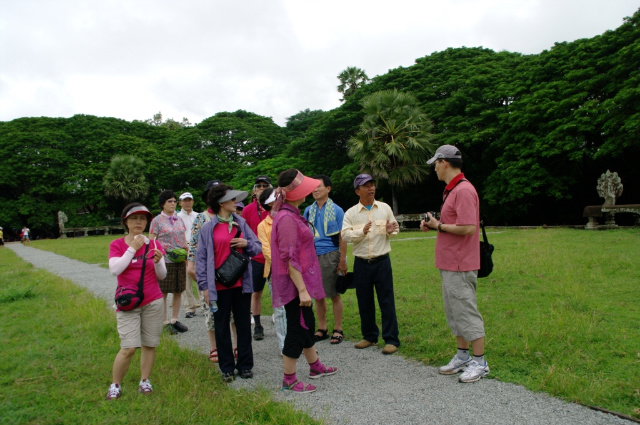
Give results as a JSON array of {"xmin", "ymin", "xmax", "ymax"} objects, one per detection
[
  {"xmin": 314, "ymin": 329, "xmax": 329, "ymax": 341},
  {"xmin": 330, "ymin": 329, "xmax": 344, "ymax": 344}
]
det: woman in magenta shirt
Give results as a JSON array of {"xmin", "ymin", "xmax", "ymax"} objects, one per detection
[
  {"xmin": 106, "ymin": 203, "xmax": 166, "ymax": 400},
  {"xmin": 271, "ymin": 169, "xmax": 338, "ymax": 393},
  {"xmin": 196, "ymin": 184, "xmax": 262, "ymax": 383}
]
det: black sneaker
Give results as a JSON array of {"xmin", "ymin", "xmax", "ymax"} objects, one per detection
[
  {"xmin": 172, "ymin": 321, "xmax": 188, "ymax": 333},
  {"xmin": 222, "ymin": 372, "xmax": 235, "ymax": 383},
  {"xmin": 253, "ymin": 325, "xmax": 264, "ymax": 341},
  {"xmin": 185, "ymin": 312, "xmax": 196, "ymax": 319},
  {"xmin": 238, "ymin": 370, "xmax": 253, "ymax": 379},
  {"xmin": 164, "ymin": 324, "xmax": 178, "ymax": 335}
]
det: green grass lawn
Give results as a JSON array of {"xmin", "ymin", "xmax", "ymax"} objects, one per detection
[
  {"xmin": 0, "ymin": 247, "xmax": 320, "ymax": 425},
  {"xmin": 8, "ymin": 228, "xmax": 640, "ymax": 419}
]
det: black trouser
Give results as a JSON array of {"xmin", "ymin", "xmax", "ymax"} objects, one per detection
[
  {"xmin": 353, "ymin": 255, "xmax": 400, "ymax": 347},
  {"xmin": 282, "ymin": 298, "xmax": 316, "ymax": 359},
  {"xmin": 214, "ymin": 287, "xmax": 253, "ymax": 374}
]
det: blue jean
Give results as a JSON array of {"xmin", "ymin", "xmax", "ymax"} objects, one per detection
[{"xmin": 353, "ymin": 255, "xmax": 400, "ymax": 347}]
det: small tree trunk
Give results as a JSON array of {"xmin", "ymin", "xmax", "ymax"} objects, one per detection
[{"xmin": 391, "ymin": 184, "xmax": 399, "ymax": 215}]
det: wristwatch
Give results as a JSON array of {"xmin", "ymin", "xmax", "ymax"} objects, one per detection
[{"xmin": 438, "ymin": 223, "xmax": 445, "ymax": 233}]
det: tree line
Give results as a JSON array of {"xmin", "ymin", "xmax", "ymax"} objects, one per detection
[{"xmin": 1, "ymin": 9, "xmax": 638, "ymax": 238}]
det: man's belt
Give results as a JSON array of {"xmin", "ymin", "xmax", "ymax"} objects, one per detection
[{"xmin": 355, "ymin": 253, "xmax": 389, "ymax": 264}]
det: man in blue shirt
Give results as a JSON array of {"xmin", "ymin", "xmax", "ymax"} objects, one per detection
[{"xmin": 303, "ymin": 175, "xmax": 348, "ymax": 344}]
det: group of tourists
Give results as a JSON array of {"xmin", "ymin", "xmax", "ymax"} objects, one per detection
[{"xmin": 105, "ymin": 144, "xmax": 489, "ymax": 400}]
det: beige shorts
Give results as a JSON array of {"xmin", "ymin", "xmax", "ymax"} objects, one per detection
[
  {"xmin": 117, "ymin": 298, "xmax": 164, "ymax": 348},
  {"xmin": 440, "ymin": 270, "xmax": 485, "ymax": 342},
  {"xmin": 318, "ymin": 250, "xmax": 340, "ymax": 298}
]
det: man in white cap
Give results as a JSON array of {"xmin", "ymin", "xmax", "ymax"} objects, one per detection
[
  {"xmin": 178, "ymin": 192, "xmax": 201, "ymax": 318},
  {"xmin": 421, "ymin": 144, "xmax": 489, "ymax": 383}
]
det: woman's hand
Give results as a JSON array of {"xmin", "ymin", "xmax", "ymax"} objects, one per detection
[
  {"xmin": 230, "ymin": 238, "xmax": 247, "ymax": 249},
  {"xmin": 203, "ymin": 290, "xmax": 209, "ymax": 304},
  {"xmin": 186, "ymin": 261, "xmax": 196, "ymax": 281},
  {"xmin": 131, "ymin": 234, "xmax": 146, "ymax": 251},
  {"xmin": 151, "ymin": 248, "xmax": 163, "ymax": 263},
  {"xmin": 298, "ymin": 288, "xmax": 312, "ymax": 307}
]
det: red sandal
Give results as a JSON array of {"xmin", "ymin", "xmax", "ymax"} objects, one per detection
[{"xmin": 209, "ymin": 349, "xmax": 218, "ymax": 363}]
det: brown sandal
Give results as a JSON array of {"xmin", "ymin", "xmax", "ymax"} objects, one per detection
[{"xmin": 330, "ymin": 329, "xmax": 344, "ymax": 344}]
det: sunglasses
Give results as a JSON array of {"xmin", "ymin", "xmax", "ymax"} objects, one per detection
[{"xmin": 255, "ymin": 183, "xmax": 270, "ymax": 189}]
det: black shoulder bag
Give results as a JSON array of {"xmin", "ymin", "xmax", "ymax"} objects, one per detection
[
  {"xmin": 115, "ymin": 243, "xmax": 149, "ymax": 311},
  {"xmin": 215, "ymin": 225, "xmax": 249, "ymax": 287},
  {"xmin": 477, "ymin": 220, "xmax": 494, "ymax": 278}
]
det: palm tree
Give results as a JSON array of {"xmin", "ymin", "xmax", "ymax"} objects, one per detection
[
  {"xmin": 102, "ymin": 155, "xmax": 150, "ymax": 205},
  {"xmin": 348, "ymin": 89, "xmax": 435, "ymax": 214},
  {"xmin": 337, "ymin": 67, "xmax": 370, "ymax": 102}
]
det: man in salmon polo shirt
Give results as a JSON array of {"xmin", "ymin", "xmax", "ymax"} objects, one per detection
[{"xmin": 421, "ymin": 144, "xmax": 488, "ymax": 383}]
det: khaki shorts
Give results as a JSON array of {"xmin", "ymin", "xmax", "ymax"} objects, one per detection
[
  {"xmin": 117, "ymin": 298, "xmax": 164, "ymax": 348},
  {"xmin": 160, "ymin": 262, "xmax": 187, "ymax": 294},
  {"xmin": 440, "ymin": 270, "xmax": 485, "ymax": 342},
  {"xmin": 318, "ymin": 250, "xmax": 340, "ymax": 298}
]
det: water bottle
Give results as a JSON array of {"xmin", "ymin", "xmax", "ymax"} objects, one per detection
[{"xmin": 209, "ymin": 300, "xmax": 218, "ymax": 314}]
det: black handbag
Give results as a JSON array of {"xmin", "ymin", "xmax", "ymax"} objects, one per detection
[
  {"xmin": 335, "ymin": 272, "xmax": 355, "ymax": 294},
  {"xmin": 115, "ymin": 243, "xmax": 149, "ymax": 310},
  {"xmin": 477, "ymin": 220, "xmax": 494, "ymax": 278},
  {"xmin": 215, "ymin": 225, "xmax": 249, "ymax": 288}
]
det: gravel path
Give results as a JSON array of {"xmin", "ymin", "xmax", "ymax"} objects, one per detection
[{"xmin": 7, "ymin": 243, "xmax": 632, "ymax": 425}]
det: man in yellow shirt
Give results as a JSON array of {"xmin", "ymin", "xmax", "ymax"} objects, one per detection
[{"xmin": 341, "ymin": 174, "xmax": 400, "ymax": 355}]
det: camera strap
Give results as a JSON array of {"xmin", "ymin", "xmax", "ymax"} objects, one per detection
[
  {"xmin": 441, "ymin": 178, "xmax": 467, "ymax": 211},
  {"xmin": 134, "ymin": 243, "xmax": 150, "ymax": 307}
]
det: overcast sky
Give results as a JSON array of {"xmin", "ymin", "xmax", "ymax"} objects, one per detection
[{"xmin": 1, "ymin": 0, "xmax": 637, "ymax": 127}]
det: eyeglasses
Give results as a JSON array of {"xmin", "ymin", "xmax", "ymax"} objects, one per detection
[{"xmin": 255, "ymin": 184, "xmax": 270, "ymax": 189}]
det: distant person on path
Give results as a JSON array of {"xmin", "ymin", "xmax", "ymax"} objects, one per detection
[
  {"xmin": 149, "ymin": 190, "xmax": 189, "ymax": 335},
  {"xmin": 187, "ymin": 180, "xmax": 237, "ymax": 363},
  {"xmin": 242, "ymin": 174, "xmax": 272, "ymax": 341},
  {"xmin": 21, "ymin": 226, "xmax": 30, "ymax": 245},
  {"xmin": 303, "ymin": 175, "xmax": 348, "ymax": 344},
  {"xmin": 341, "ymin": 173, "xmax": 400, "ymax": 355},
  {"xmin": 196, "ymin": 184, "xmax": 261, "ymax": 382},
  {"xmin": 256, "ymin": 188, "xmax": 287, "ymax": 352},
  {"xmin": 421, "ymin": 144, "xmax": 489, "ymax": 383},
  {"xmin": 271, "ymin": 169, "xmax": 337, "ymax": 393},
  {"xmin": 177, "ymin": 192, "xmax": 201, "ymax": 318},
  {"xmin": 106, "ymin": 203, "xmax": 166, "ymax": 400},
  {"xmin": 0, "ymin": 226, "xmax": 4, "ymax": 246}
]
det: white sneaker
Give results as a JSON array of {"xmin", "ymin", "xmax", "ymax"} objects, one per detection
[
  {"xmin": 138, "ymin": 378, "xmax": 153, "ymax": 394},
  {"xmin": 106, "ymin": 383, "xmax": 121, "ymax": 400},
  {"xmin": 459, "ymin": 360, "xmax": 490, "ymax": 383},
  {"xmin": 438, "ymin": 355, "xmax": 472, "ymax": 375}
]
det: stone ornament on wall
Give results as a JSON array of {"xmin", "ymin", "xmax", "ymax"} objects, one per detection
[{"xmin": 597, "ymin": 170, "xmax": 623, "ymax": 207}]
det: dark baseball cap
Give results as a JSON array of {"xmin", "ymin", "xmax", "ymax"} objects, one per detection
[
  {"xmin": 353, "ymin": 173, "xmax": 375, "ymax": 188},
  {"xmin": 255, "ymin": 175, "xmax": 271, "ymax": 185}
]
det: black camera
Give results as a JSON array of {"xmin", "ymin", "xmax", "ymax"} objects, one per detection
[{"xmin": 423, "ymin": 211, "xmax": 438, "ymax": 222}]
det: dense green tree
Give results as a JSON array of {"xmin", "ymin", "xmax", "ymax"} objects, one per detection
[
  {"xmin": 103, "ymin": 155, "xmax": 150, "ymax": 206},
  {"xmin": 348, "ymin": 89, "xmax": 435, "ymax": 213},
  {"xmin": 337, "ymin": 66, "xmax": 370, "ymax": 102}
]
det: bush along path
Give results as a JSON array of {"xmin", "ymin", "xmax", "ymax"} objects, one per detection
[{"xmin": 7, "ymin": 243, "xmax": 633, "ymax": 425}]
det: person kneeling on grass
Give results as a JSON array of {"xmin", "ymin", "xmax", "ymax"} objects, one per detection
[
  {"xmin": 106, "ymin": 203, "xmax": 167, "ymax": 400},
  {"xmin": 270, "ymin": 169, "xmax": 338, "ymax": 393}
]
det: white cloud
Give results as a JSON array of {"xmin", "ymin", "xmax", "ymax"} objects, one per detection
[{"xmin": 0, "ymin": 0, "xmax": 637, "ymax": 126}]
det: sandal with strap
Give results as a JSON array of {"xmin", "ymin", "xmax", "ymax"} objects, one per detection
[
  {"xmin": 209, "ymin": 349, "xmax": 218, "ymax": 363},
  {"xmin": 330, "ymin": 329, "xmax": 344, "ymax": 345},
  {"xmin": 314, "ymin": 329, "xmax": 329, "ymax": 342},
  {"xmin": 282, "ymin": 379, "xmax": 317, "ymax": 393},
  {"xmin": 309, "ymin": 362, "xmax": 338, "ymax": 379}
]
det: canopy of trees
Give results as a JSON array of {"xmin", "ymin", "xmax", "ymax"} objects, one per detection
[{"xmin": 1, "ymin": 9, "xmax": 638, "ymax": 238}]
